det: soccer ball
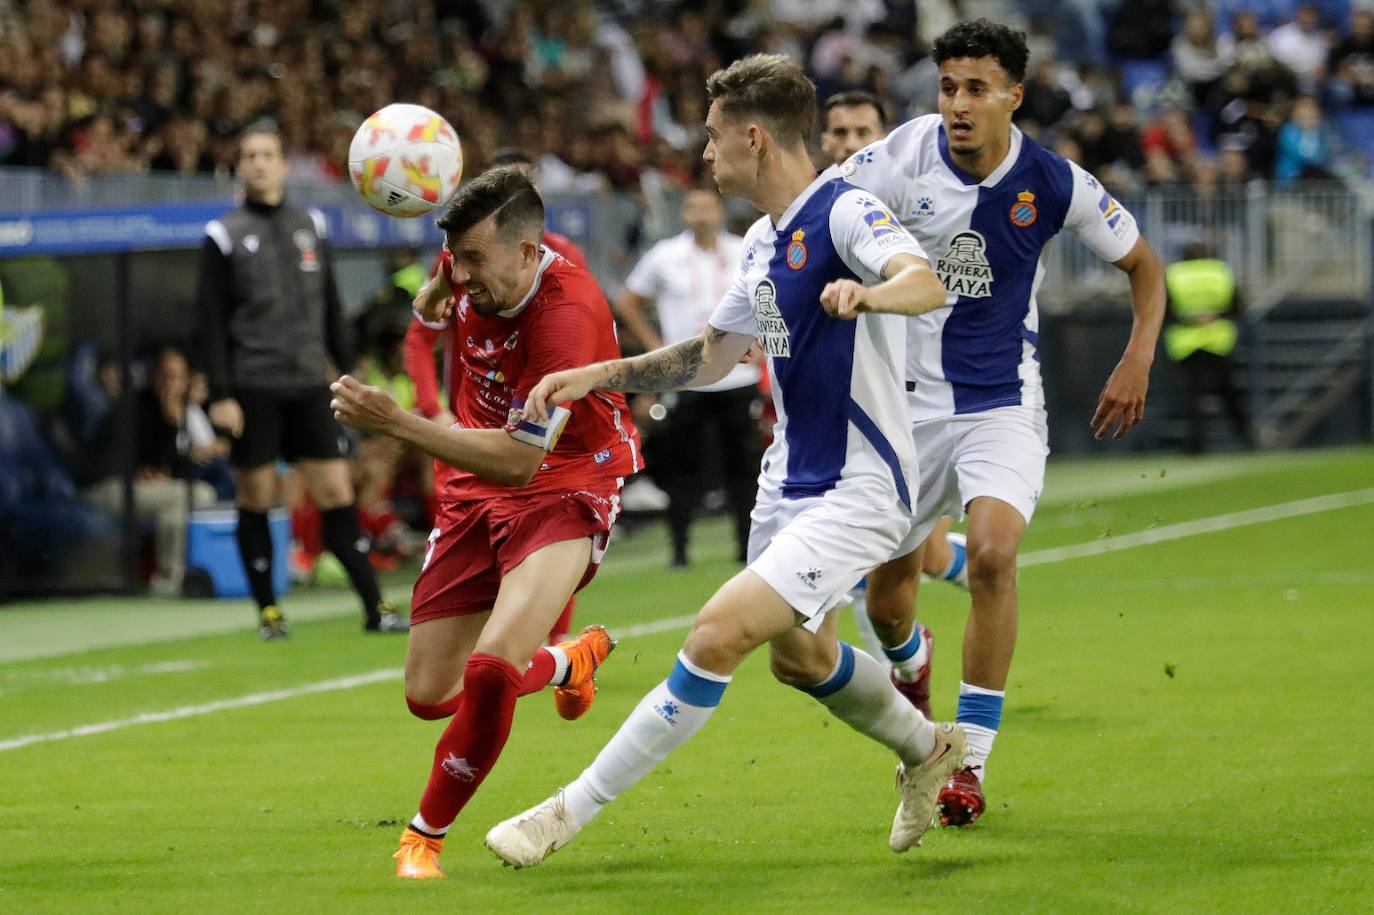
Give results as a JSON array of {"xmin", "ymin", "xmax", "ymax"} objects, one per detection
[{"xmin": 348, "ymin": 103, "xmax": 463, "ymax": 218}]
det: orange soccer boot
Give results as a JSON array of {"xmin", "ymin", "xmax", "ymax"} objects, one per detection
[
  {"xmin": 553, "ymin": 625, "xmax": 616, "ymax": 721},
  {"xmin": 394, "ymin": 828, "xmax": 445, "ymax": 879}
]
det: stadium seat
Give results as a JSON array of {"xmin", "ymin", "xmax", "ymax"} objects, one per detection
[
  {"xmin": 1119, "ymin": 59, "xmax": 1171, "ymax": 104},
  {"xmin": 0, "ymin": 395, "xmax": 113, "ymax": 563},
  {"xmin": 1334, "ymin": 110, "xmax": 1374, "ymax": 175}
]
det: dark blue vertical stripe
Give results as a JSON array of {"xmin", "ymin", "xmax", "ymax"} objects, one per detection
[
  {"xmin": 769, "ymin": 181, "xmax": 860, "ymax": 500},
  {"xmin": 939, "ymin": 137, "xmax": 1073, "ymax": 413},
  {"xmin": 845, "ymin": 397, "xmax": 911, "ymax": 510}
]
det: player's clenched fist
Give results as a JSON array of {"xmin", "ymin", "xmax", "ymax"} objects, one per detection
[
  {"xmin": 330, "ymin": 374, "xmax": 402, "ymax": 434},
  {"xmin": 522, "ymin": 367, "xmax": 600, "ymax": 423},
  {"xmin": 820, "ymin": 278, "xmax": 866, "ymax": 320}
]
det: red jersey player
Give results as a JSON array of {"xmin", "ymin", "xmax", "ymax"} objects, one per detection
[
  {"xmin": 405, "ymin": 151, "xmax": 590, "ymax": 642},
  {"xmin": 328, "ymin": 165, "xmax": 641, "ymax": 879}
]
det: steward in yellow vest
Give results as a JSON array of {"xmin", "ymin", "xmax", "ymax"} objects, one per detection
[{"xmin": 1164, "ymin": 242, "xmax": 1251, "ymax": 453}]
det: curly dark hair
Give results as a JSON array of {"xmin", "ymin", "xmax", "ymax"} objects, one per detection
[{"xmin": 931, "ymin": 19, "xmax": 1030, "ymax": 84}]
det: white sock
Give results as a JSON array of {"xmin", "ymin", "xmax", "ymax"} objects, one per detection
[
  {"xmin": 409, "ymin": 812, "xmax": 447, "ymax": 838},
  {"xmin": 544, "ymin": 646, "xmax": 570, "ymax": 686},
  {"xmin": 562, "ymin": 652, "xmax": 729, "ymax": 827},
  {"xmin": 883, "ymin": 623, "xmax": 930, "ymax": 682},
  {"xmin": 849, "ymin": 592, "xmax": 889, "ymax": 671},
  {"xmin": 956, "ymin": 681, "xmax": 1004, "ymax": 782},
  {"xmin": 803, "ymin": 642, "xmax": 936, "ymax": 766}
]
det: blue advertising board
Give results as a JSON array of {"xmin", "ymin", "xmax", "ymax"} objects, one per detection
[{"xmin": 0, "ymin": 200, "xmax": 592, "ymax": 257}]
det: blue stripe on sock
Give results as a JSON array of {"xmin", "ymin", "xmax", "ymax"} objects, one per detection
[
  {"xmin": 882, "ymin": 625, "xmax": 923, "ymax": 664},
  {"xmin": 943, "ymin": 539, "xmax": 967, "ymax": 581},
  {"xmin": 666, "ymin": 659, "xmax": 729, "ymax": 708},
  {"xmin": 957, "ymin": 691, "xmax": 1004, "ymax": 731},
  {"xmin": 802, "ymin": 642, "xmax": 856, "ymax": 699}
]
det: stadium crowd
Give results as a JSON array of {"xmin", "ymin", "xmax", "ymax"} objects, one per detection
[{"xmin": 2, "ymin": 0, "xmax": 1373, "ymax": 196}]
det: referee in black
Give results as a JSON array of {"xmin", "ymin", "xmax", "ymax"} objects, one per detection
[{"xmin": 196, "ymin": 122, "xmax": 406, "ymax": 638}]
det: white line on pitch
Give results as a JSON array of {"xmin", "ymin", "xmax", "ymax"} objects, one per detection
[
  {"xmin": 4, "ymin": 488, "xmax": 1372, "ymax": 754},
  {"xmin": 1019, "ymin": 487, "xmax": 1374, "ymax": 567},
  {"xmin": 0, "ymin": 614, "xmax": 703, "ymax": 753}
]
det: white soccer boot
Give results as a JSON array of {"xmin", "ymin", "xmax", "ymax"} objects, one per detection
[
  {"xmin": 890, "ymin": 721, "xmax": 968, "ymax": 852},
  {"xmin": 485, "ymin": 791, "xmax": 581, "ymax": 868}
]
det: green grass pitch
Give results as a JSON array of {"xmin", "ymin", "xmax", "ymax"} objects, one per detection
[{"xmin": 2, "ymin": 447, "xmax": 1372, "ymax": 912}]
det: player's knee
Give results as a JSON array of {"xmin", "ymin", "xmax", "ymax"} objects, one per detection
[
  {"xmin": 967, "ymin": 536, "xmax": 1017, "ymax": 587},
  {"xmin": 682, "ymin": 616, "xmax": 752, "ymax": 674},
  {"xmin": 865, "ymin": 576, "xmax": 917, "ymax": 628}
]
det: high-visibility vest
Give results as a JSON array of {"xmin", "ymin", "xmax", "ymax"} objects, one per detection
[
  {"xmin": 391, "ymin": 262, "xmax": 427, "ymax": 299},
  {"xmin": 1164, "ymin": 258, "xmax": 1238, "ymax": 361},
  {"xmin": 365, "ymin": 363, "xmax": 417, "ymax": 413}
]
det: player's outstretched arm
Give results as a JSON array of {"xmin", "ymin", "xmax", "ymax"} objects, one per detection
[
  {"xmin": 330, "ymin": 375, "xmax": 543, "ymax": 486},
  {"xmin": 522, "ymin": 326, "xmax": 754, "ymax": 422},
  {"xmin": 820, "ymin": 254, "xmax": 947, "ymax": 319},
  {"xmin": 1091, "ymin": 236, "xmax": 1166, "ymax": 441}
]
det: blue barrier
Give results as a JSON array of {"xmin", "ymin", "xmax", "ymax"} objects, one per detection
[{"xmin": 0, "ymin": 199, "xmax": 592, "ymax": 257}]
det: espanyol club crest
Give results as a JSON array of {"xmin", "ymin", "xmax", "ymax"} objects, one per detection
[
  {"xmin": 786, "ymin": 229, "xmax": 808, "ymax": 270},
  {"xmin": 1009, "ymin": 190, "xmax": 1037, "ymax": 227}
]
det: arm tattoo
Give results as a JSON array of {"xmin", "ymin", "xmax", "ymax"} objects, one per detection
[{"xmin": 599, "ymin": 336, "xmax": 708, "ymax": 393}]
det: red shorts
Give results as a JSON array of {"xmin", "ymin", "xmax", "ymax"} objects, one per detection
[{"xmin": 409, "ymin": 482, "xmax": 622, "ymax": 625}]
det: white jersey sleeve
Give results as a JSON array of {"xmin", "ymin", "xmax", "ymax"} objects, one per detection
[
  {"xmin": 1062, "ymin": 160, "xmax": 1139, "ymax": 263},
  {"xmin": 707, "ymin": 219, "xmax": 768, "ymax": 337},
  {"xmin": 829, "ymin": 189, "xmax": 929, "ymax": 283},
  {"xmin": 623, "ymin": 241, "xmax": 666, "ymax": 299},
  {"xmin": 836, "ymin": 115, "xmax": 938, "ymax": 221},
  {"xmin": 706, "ymin": 266, "xmax": 756, "ymax": 336}
]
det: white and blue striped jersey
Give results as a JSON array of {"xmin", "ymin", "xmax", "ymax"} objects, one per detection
[
  {"xmin": 708, "ymin": 172, "xmax": 928, "ymax": 509},
  {"xmin": 835, "ymin": 114, "xmax": 1141, "ymax": 421}
]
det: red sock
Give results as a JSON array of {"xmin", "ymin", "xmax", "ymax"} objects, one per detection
[
  {"xmin": 417, "ymin": 654, "xmax": 521, "ymax": 829},
  {"xmin": 407, "ymin": 692, "xmax": 463, "ymax": 720},
  {"xmin": 548, "ymin": 597, "xmax": 575, "ymax": 645},
  {"xmin": 519, "ymin": 648, "xmax": 557, "ymax": 697}
]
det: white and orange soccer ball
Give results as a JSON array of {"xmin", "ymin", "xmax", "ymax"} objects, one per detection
[{"xmin": 348, "ymin": 103, "xmax": 463, "ymax": 218}]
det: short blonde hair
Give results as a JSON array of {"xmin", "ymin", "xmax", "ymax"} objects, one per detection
[{"xmin": 706, "ymin": 54, "xmax": 817, "ymax": 148}]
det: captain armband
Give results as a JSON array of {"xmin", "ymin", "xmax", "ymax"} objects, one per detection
[{"xmin": 506, "ymin": 400, "xmax": 572, "ymax": 451}]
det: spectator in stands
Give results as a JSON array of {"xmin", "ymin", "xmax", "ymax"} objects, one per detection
[
  {"xmin": 1107, "ymin": 0, "xmax": 1177, "ymax": 60},
  {"xmin": 1172, "ymin": 9, "xmax": 1232, "ymax": 106},
  {"xmin": 1275, "ymin": 95, "xmax": 1337, "ymax": 180},
  {"xmin": 1141, "ymin": 105, "xmax": 1198, "ymax": 184},
  {"xmin": 1329, "ymin": 8, "xmax": 1374, "ymax": 107},
  {"xmin": 1268, "ymin": 3, "xmax": 1331, "ymax": 92},
  {"xmin": 1017, "ymin": 59, "xmax": 1073, "ymax": 133},
  {"xmin": 1219, "ymin": 139, "xmax": 1262, "ymax": 185},
  {"xmin": 1218, "ymin": 11, "xmax": 1275, "ymax": 76},
  {"xmin": 77, "ymin": 347, "xmax": 217, "ymax": 595}
]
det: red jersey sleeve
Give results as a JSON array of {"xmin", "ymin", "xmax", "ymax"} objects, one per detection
[{"xmin": 404, "ymin": 317, "xmax": 444, "ymax": 418}]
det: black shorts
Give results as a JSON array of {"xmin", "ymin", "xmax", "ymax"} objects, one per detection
[{"xmin": 230, "ymin": 386, "xmax": 351, "ymax": 469}]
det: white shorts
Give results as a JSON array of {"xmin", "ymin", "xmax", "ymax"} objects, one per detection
[
  {"xmin": 748, "ymin": 480, "xmax": 912, "ymax": 633},
  {"xmin": 894, "ymin": 405, "xmax": 1049, "ymax": 557}
]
